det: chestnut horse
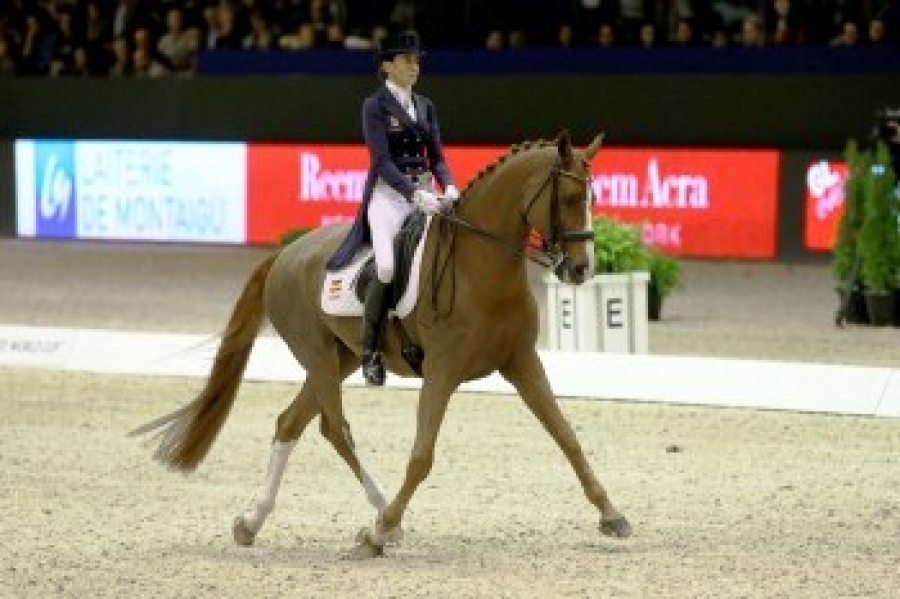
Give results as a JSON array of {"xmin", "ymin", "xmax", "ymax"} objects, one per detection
[{"xmin": 131, "ymin": 131, "xmax": 632, "ymax": 555}]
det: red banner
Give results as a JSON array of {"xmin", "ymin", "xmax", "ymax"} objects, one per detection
[
  {"xmin": 247, "ymin": 144, "xmax": 367, "ymax": 243},
  {"xmin": 246, "ymin": 144, "xmax": 505, "ymax": 243},
  {"xmin": 804, "ymin": 160, "xmax": 847, "ymax": 252},
  {"xmin": 590, "ymin": 149, "xmax": 780, "ymax": 258},
  {"xmin": 246, "ymin": 144, "xmax": 780, "ymax": 258}
]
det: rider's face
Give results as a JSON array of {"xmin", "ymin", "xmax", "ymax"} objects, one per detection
[{"xmin": 383, "ymin": 53, "xmax": 420, "ymax": 88}]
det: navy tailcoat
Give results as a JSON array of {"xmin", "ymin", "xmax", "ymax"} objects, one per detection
[{"xmin": 326, "ymin": 85, "xmax": 455, "ymax": 271}]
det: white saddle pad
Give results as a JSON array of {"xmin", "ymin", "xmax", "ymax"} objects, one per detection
[{"xmin": 321, "ymin": 216, "xmax": 431, "ymax": 319}]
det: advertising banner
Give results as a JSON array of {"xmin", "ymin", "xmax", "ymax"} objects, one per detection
[
  {"xmin": 246, "ymin": 144, "xmax": 367, "ymax": 243},
  {"xmin": 245, "ymin": 144, "xmax": 503, "ymax": 243},
  {"xmin": 804, "ymin": 159, "xmax": 847, "ymax": 252},
  {"xmin": 13, "ymin": 139, "xmax": 781, "ymax": 257},
  {"xmin": 15, "ymin": 140, "xmax": 246, "ymax": 243},
  {"xmin": 591, "ymin": 149, "xmax": 780, "ymax": 259},
  {"xmin": 247, "ymin": 144, "xmax": 780, "ymax": 258}
]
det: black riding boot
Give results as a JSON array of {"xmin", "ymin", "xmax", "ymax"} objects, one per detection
[{"xmin": 361, "ymin": 279, "xmax": 390, "ymax": 386}]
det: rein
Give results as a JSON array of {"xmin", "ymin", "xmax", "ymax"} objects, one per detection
[{"xmin": 436, "ymin": 211, "xmax": 559, "ymax": 268}]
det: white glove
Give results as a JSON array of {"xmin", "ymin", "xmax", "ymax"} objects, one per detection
[
  {"xmin": 412, "ymin": 189, "xmax": 442, "ymax": 215},
  {"xmin": 444, "ymin": 185, "xmax": 460, "ymax": 200}
]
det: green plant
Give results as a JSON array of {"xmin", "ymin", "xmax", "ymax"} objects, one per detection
[
  {"xmin": 857, "ymin": 142, "xmax": 900, "ymax": 290},
  {"xmin": 279, "ymin": 227, "xmax": 314, "ymax": 247},
  {"xmin": 593, "ymin": 215, "xmax": 682, "ymax": 293},
  {"xmin": 648, "ymin": 250, "xmax": 681, "ymax": 298},
  {"xmin": 832, "ymin": 140, "xmax": 868, "ymax": 282},
  {"xmin": 592, "ymin": 216, "xmax": 650, "ymax": 274}
]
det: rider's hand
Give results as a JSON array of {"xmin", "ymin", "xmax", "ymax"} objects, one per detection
[
  {"xmin": 444, "ymin": 185, "xmax": 460, "ymax": 200},
  {"xmin": 412, "ymin": 189, "xmax": 442, "ymax": 215}
]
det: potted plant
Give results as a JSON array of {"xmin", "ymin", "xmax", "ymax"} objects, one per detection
[
  {"xmin": 647, "ymin": 250, "xmax": 681, "ymax": 321},
  {"xmin": 856, "ymin": 141, "xmax": 899, "ymax": 325},
  {"xmin": 592, "ymin": 216, "xmax": 681, "ymax": 321},
  {"xmin": 592, "ymin": 215, "xmax": 650, "ymax": 274},
  {"xmin": 832, "ymin": 140, "xmax": 870, "ymax": 325}
]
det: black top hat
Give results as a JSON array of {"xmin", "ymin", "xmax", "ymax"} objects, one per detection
[{"xmin": 377, "ymin": 30, "xmax": 426, "ymax": 61}]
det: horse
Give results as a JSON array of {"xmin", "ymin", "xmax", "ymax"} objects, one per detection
[{"xmin": 131, "ymin": 130, "xmax": 632, "ymax": 555}]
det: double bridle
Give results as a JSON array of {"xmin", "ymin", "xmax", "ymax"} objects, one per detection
[{"xmin": 438, "ymin": 156, "xmax": 594, "ymax": 269}]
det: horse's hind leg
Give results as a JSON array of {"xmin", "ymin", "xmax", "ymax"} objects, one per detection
[
  {"xmin": 500, "ymin": 348, "xmax": 632, "ymax": 539},
  {"xmin": 319, "ymin": 415, "xmax": 387, "ymax": 512},
  {"xmin": 234, "ymin": 342, "xmax": 388, "ymax": 547},
  {"xmin": 233, "ymin": 382, "xmax": 319, "ymax": 546},
  {"xmin": 316, "ymin": 345, "xmax": 387, "ymax": 513}
]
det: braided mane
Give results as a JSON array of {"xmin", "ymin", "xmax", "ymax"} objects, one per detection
[{"xmin": 461, "ymin": 139, "xmax": 556, "ymax": 196}]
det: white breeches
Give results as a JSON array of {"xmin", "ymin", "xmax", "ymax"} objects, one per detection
[{"xmin": 367, "ymin": 183, "xmax": 418, "ymax": 284}]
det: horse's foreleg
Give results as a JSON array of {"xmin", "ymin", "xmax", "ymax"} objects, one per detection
[
  {"xmin": 233, "ymin": 383, "xmax": 318, "ymax": 546},
  {"xmin": 364, "ymin": 376, "xmax": 456, "ymax": 548},
  {"xmin": 500, "ymin": 349, "xmax": 632, "ymax": 539}
]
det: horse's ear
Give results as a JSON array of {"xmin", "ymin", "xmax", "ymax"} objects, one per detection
[
  {"xmin": 556, "ymin": 129, "xmax": 574, "ymax": 167},
  {"xmin": 584, "ymin": 132, "xmax": 605, "ymax": 162}
]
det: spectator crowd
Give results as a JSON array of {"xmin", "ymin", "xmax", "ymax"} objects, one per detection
[{"xmin": 1, "ymin": 0, "xmax": 897, "ymax": 78}]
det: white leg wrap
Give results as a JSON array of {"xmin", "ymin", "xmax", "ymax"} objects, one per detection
[
  {"xmin": 241, "ymin": 439, "xmax": 297, "ymax": 534},
  {"xmin": 359, "ymin": 467, "xmax": 387, "ymax": 512}
]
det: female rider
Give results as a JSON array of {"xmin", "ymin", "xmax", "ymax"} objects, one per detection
[{"xmin": 326, "ymin": 30, "xmax": 459, "ymax": 386}]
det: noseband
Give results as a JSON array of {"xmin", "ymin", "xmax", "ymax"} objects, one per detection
[{"xmin": 439, "ymin": 157, "xmax": 594, "ymax": 270}]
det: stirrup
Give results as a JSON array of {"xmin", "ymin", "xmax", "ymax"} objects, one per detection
[{"xmin": 362, "ymin": 352, "xmax": 385, "ymax": 386}]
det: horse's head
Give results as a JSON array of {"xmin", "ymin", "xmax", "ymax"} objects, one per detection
[{"xmin": 523, "ymin": 131, "xmax": 601, "ymax": 285}]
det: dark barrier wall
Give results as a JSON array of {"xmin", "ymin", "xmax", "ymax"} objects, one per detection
[
  {"xmin": 196, "ymin": 46, "xmax": 900, "ymax": 77},
  {"xmin": 0, "ymin": 141, "xmax": 14, "ymax": 236},
  {"xmin": 1, "ymin": 74, "xmax": 898, "ymax": 150}
]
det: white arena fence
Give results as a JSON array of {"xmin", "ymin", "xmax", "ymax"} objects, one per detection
[{"xmin": 1, "ymin": 325, "xmax": 899, "ymax": 418}]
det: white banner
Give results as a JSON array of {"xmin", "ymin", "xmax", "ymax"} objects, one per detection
[{"xmin": 15, "ymin": 140, "xmax": 247, "ymax": 243}]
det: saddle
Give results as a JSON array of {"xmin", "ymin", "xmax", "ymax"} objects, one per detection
[
  {"xmin": 352, "ymin": 211, "xmax": 428, "ymax": 375},
  {"xmin": 354, "ymin": 210, "xmax": 428, "ymax": 306}
]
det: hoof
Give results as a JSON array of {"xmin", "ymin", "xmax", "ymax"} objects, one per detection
[
  {"xmin": 355, "ymin": 526, "xmax": 374, "ymax": 545},
  {"xmin": 233, "ymin": 516, "xmax": 257, "ymax": 547},
  {"xmin": 373, "ymin": 514, "xmax": 404, "ymax": 546},
  {"xmin": 341, "ymin": 535, "xmax": 384, "ymax": 561},
  {"xmin": 599, "ymin": 515, "xmax": 633, "ymax": 539},
  {"xmin": 355, "ymin": 523, "xmax": 403, "ymax": 550},
  {"xmin": 378, "ymin": 524, "xmax": 404, "ymax": 546}
]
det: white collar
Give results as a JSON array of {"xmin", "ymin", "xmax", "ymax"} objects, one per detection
[{"xmin": 385, "ymin": 79, "xmax": 413, "ymax": 108}]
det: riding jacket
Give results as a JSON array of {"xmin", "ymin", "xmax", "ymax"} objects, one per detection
[{"xmin": 326, "ymin": 84, "xmax": 455, "ymax": 271}]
